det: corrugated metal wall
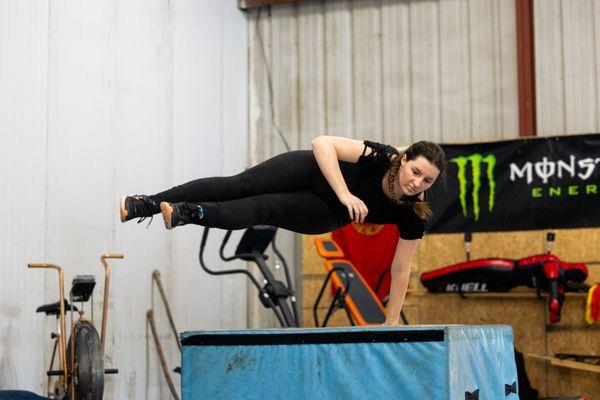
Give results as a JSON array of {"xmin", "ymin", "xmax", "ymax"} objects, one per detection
[
  {"xmin": 0, "ymin": 1, "xmax": 49, "ymax": 390},
  {"xmin": 0, "ymin": 1, "xmax": 247, "ymax": 398},
  {"xmin": 535, "ymin": 0, "xmax": 600, "ymax": 136}
]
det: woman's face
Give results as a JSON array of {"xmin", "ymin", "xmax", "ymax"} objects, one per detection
[{"xmin": 397, "ymin": 155, "xmax": 440, "ymax": 196}]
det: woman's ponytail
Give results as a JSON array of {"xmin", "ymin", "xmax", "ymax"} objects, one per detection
[{"xmin": 413, "ymin": 201, "xmax": 432, "ymax": 220}]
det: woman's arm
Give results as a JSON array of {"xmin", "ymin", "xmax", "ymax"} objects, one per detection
[
  {"xmin": 311, "ymin": 136, "xmax": 370, "ymax": 223},
  {"xmin": 384, "ymin": 238, "xmax": 420, "ymax": 325}
]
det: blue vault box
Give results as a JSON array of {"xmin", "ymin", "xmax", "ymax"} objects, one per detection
[{"xmin": 180, "ymin": 325, "xmax": 518, "ymax": 400}]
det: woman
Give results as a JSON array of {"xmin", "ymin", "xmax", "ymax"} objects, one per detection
[{"xmin": 120, "ymin": 136, "xmax": 445, "ymax": 325}]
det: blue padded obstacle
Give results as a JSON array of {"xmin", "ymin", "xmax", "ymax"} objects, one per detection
[
  {"xmin": 0, "ymin": 391, "xmax": 50, "ymax": 400},
  {"xmin": 181, "ymin": 325, "xmax": 518, "ymax": 400}
]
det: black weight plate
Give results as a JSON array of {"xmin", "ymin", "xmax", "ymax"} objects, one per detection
[{"xmin": 66, "ymin": 320, "xmax": 104, "ymax": 400}]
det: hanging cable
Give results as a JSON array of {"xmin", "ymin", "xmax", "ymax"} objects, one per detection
[{"xmin": 254, "ymin": 6, "xmax": 292, "ymax": 152}]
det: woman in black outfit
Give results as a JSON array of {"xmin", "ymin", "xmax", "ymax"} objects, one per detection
[{"xmin": 120, "ymin": 136, "xmax": 445, "ymax": 325}]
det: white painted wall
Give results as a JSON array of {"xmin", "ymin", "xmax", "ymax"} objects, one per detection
[{"xmin": 0, "ymin": 1, "xmax": 248, "ymax": 398}]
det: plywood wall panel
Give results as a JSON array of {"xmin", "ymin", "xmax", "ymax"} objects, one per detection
[
  {"xmin": 545, "ymin": 367, "xmax": 600, "ymax": 400},
  {"xmin": 545, "ymin": 297, "xmax": 600, "ymax": 398},
  {"xmin": 302, "ymin": 233, "xmax": 330, "ymax": 275},
  {"xmin": 303, "ymin": 274, "xmax": 334, "ymax": 308}
]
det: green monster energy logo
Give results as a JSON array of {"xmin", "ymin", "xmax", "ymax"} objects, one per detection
[{"xmin": 451, "ymin": 154, "xmax": 496, "ymax": 221}]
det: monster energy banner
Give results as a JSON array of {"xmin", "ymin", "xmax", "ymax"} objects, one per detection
[{"xmin": 426, "ymin": 133, "xmax": 600, "ymax": 233}]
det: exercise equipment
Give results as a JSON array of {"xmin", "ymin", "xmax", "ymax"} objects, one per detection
[
  {"xmin": 420, "ymin": 258, "xmax": 517, "ymax": 294},
  {"xmin": 198, "ymin": 226, "xmax": 299, "ymax": 328},
  {"xmin": 28, "ymin": 254, "xmax": 123, "ymax": 400},
  {"xmin": 330, "ymin": 223, "xmax": 398, "ymax": 301},
  {"xmin": 518, "ymin": 254, "xmax": 587, "ymax": 323},
  {"xmin": 420, "ymin": 233, "xmax": 589, "ymax": 323},
  {"xmin": 312, "ymin": 237, "xmax": 407, "ymax": 326}
]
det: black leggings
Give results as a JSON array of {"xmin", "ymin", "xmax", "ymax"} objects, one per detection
[{"xmin": 151, "ymin": 151, "xmax": 348, "ymax": 234}]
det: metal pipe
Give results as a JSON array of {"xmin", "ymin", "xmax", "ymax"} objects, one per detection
[
  {"xmin": 313, "ymin": 267, "xmax": 351, "ymax": 327},
  {"xmin": 152, "ymin": 270, "xmax": 181, "ymax": 351},
  {"xmin": 147, "ymin": 310, "xmax": 180, "ymax": 400},
  {"xmin": 199, "ymin": 228, "xmax": 263, "ymax": 290},
  {"xmin": 68, "ymin": 292, "xmax": 75, "ymax": 400},
  {"xmin": 100, "ymin": 254, "xmax": 124, "ymax": 349},
  {"xmin": 28, "ymin": 263, "xmax": 68, "ymax": 388},
  {"xmin": 271, "ymin": 232, "xmax": 299, "ymax": 326},
  {"xmin": 47, "ymin": 338, "xmax": 59, "ymax": 396}
]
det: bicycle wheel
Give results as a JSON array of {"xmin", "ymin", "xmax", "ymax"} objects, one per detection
[{"xmin": 65, "ymin": 320, "xmax": 104, "ymax": 400}]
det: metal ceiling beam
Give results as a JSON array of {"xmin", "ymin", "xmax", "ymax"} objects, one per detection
[{"xmin": 237, "ymin": 0, "xmax": 305, "ymax": 10}]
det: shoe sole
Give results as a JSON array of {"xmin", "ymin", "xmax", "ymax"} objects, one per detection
[
  {"xmin": 120, "ymin": 196, "xmax": 128, "ymax": 222},
  {"xmin": 160, "ymin": 202, "xmax": 174, "ymax": 230}
]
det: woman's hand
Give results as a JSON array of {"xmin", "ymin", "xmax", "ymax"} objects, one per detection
[
  {"xmin": 382, "ymin": 320, "xmax": 399, "ymax": 327},
  {"xmin": 338, "ymin": 191, "xmax": 369, "ymax": 223}
]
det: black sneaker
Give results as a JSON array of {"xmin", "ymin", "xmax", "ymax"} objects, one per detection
[
  {"xmin": 120, "ymin": 195, "xmax": 160, "ymax": 223},
  {"xmin": 160, "ymin": 202, "xmax": 204, "ymax": 230}
]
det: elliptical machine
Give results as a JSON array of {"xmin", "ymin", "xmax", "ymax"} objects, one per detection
[{"xmin": 198, "ymin": 226, "xmax": 300, "ymax": 327}]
